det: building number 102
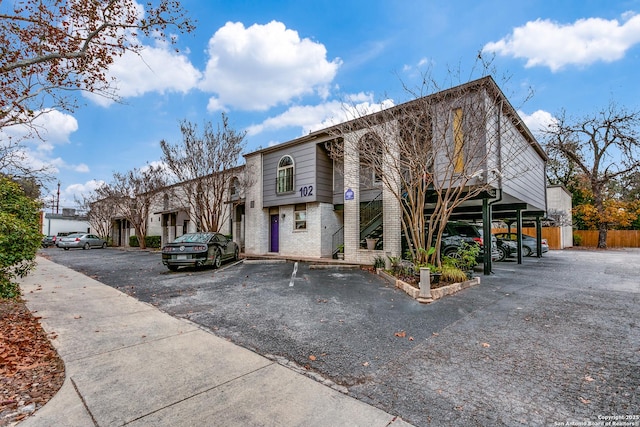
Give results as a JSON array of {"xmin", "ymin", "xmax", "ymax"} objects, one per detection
[{"xmin": 299, "ymin": 185, "xmax": 313, "ymax": 197}]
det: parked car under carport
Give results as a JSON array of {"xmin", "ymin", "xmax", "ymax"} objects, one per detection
[{"xmin": 494, "ymin": 232, "xmax": 549, "ymax": 257}]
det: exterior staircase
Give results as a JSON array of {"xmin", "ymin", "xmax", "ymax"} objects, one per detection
[{"xmin": 332, "ymin": 193, "xmax": 384, "ymax": 257}]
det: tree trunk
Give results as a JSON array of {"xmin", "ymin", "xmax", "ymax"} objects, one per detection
[
  {"xmin": 136, "ymin": 230, "xmax": 147, "ymax": 249},
  {"xmin": 597, "ymin": 223, "xmax": 608, "ymax": 249},
  {"xmin": 592, "ymin": 188, "xmax": 607, "ymax": 249}
]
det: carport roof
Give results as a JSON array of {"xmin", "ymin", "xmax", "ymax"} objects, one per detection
[{"xmin": 423, "ymin": 190, "xmax": 546, "ymax": 223}]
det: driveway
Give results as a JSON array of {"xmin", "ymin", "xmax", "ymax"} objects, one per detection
[{"xmin": 40, "ymin": 247, "xmax": 640, "ymax": 426}]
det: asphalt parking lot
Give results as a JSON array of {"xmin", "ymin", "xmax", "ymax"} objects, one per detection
[{"xmin": 41, "ymin": 247, "xmax": 640, "ymax": 426}]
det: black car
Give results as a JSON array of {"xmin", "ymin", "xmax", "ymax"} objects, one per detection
[
  {"xmin": 443, "ymin": 222, "xmax": 500, "ymax": 262},
  {"xmin": 494, "ymin": 235, "xmax": 517, "ymax": 262},
  {"xmin": 41, "ymin": 235, "xmax": 55, "ymax": 247},
  {"xmin": 402, "ymin": 221, "xmax": 499, "ymax": 263},
  {"xmin": 161, "ymin": 232, "xmax": 239, "ymax": 271}
]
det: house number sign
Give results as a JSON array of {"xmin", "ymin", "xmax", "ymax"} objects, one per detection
[
  {"xmin": 299, "ymin": 185, "xmax": 313, "ymax": 197},
  {"xmin": 345, "ymin": 188, "xmax": 354, "ymax": 201}
]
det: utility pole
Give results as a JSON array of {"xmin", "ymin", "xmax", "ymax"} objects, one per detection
[{"xmin": 56, "ymin": 181, "xmax": 60, "ymax": 214}]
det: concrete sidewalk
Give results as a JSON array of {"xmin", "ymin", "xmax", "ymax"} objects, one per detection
[{"xmin": 18, "ymin": 257, "xmax": 411, "ymax": 427}]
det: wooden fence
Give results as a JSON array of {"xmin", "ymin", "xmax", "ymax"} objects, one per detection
[
  {"xmin": 572, "ymin": 230, "xmax": 640, "ymax": 248},
  {"xmin": 492, "ymin": 228, "xmax": 640, "ymax": 249},
  {"xmin": 492, "ymin": 227, "xmax": 562, "ymax": 250}
]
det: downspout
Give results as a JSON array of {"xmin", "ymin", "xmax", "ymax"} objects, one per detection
[
  {"xmin": 483, "ymin": 189, "xmax": 502, "ymax": 275},
  {"xmin": 482, "ymin": 100, "xmax": 504, "ymax": 275}
]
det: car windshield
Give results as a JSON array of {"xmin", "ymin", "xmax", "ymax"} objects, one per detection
[
  {"xmin": 451, "ymin": 224, "xmax": 479, "ymax": 237},
  {"xmin": 67, "ymin": 233, "xmax": 84, "ymax": 238},
  {"xmin": 172, "ymin": 233, "xmax": 214, "ymax": 243}
]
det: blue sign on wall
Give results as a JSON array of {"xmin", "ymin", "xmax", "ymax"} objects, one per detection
[{"xmin": 345, "ymin": 188, "xmax": 354, "ymax": 201}]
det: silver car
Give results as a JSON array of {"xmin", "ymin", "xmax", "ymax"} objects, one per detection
[
  {"xmin": 494, "ymin": 232, "xmax": 549, "ymax": 257},
  {"xmin": 58, "ymin": 233, "xmax": 107, "ymax": 250}
]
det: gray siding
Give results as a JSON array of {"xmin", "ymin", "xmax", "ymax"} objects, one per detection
[
  {"xmin": 314, "ymin": 145, "xmax": 334, "ymax": 202},
  {"xmin": 262, "ymin": 142, "xmax": 333, "ymax": 207},
  {"xmin": 500, "ymin": 113, "xmax": 546, "ymax": 210}
]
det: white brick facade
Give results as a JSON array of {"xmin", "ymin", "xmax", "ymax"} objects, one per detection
[{"xmin": 242, "ymin": 128, "xmax": 403, "ymax": 264}]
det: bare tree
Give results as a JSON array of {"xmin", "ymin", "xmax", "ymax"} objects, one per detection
[
  {"xmin": 329, "ymin": 75, "xmax": 533, "ymax": 266},
  {"xmin": 545, "ymin": 208, "xmax": 572, "ymax": 227},
  {"xmin": 76, "ymin": 192, "xmax": 116, "ymax": 242},
  {"xmin": 160, "ymin": 114, "xmax": 247, "ymax": 232},
  {"xmin": 0, "ymin": 0, "xmax": 194, "ymax": 131},
  {"xmin": 96, "ymin": 164, "xmax": 167, "ymax": 249},
  {"xmin": 543, "ymin": 103, "xmax": 640, "ymax": 248},
  {"xmin": 0, "ymin": 0, "xmax": 194, "ymax": 182},
  {"xmin": 0, "ymin": 137, "xmax": 54, "ymax": 184}
]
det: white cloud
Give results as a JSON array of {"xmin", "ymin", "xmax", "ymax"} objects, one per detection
[
  {"xmin": 78, "ymin": 0, "xmax": 201, "ymax": 106},
  {"xmin": 246, "ymin": 94, "xmax": 394, "ymax": 137},
  {"xmin": 86, "ymin": 44, "xmax": 202, "ymax": 106},
  {"xmin": 48, "ymin": 157, "xmax": 90, "ymax": 174},
  {"xmin": 48, "ymin": 180, "xmax": 105, "ymax": 209},
  {"xmin": 200, "ymin": 21, "xmax": 342, "ymax": 111},
  {"xmin": 33, "ymin": 109, "xmax": 79, "ymax": 145},
  {"xmin": 65, "ymin": 180, "xmax": 105, "ymax": 196},
  {"xmin": 483, "ymin": 12, "xmax": 640, "ymax": 71},
  {"xmin": 518, "ymin": 109, "xmax": 557, "ymax": 138},
  {"xmin": 0, "ymin": 110, "xmax": 83, "ymax": 177},
  {"xmin": 73, "ymin": 163, "xmax": 90, "ymax": 173},
  {"xmin": 246, "ymin": 102, "xmax": 344, "ymax": 136},
  {"xmin": 1, "ymin": 109, "xmax": 78, "ymax": 148}
]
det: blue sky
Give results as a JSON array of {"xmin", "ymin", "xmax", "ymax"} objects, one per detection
[{"xmin": 22, "ymin": 0, "xmax": 640, "ymax": 209}]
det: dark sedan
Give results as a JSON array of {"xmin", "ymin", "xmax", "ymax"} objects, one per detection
[
  {"xmin": 161, "ymin": 232, "xmax": 239, "ymax": 271},
  {"xmin": 495, "ymin": 236, "xmax": 517, "ymax": 261}
]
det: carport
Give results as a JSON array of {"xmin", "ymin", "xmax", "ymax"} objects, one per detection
[{"xmin": 425, "ymin": 188, "xmax": 547, "ymax": 275}]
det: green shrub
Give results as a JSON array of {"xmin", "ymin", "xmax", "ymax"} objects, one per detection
[
  {"xmin": 0, "ymin": 178, "xmax": 42, "ymax": 299},
  {"xmin": 443, "ymin": 242, "xmax": 479, "ymax": 271},
  {"xmin": 440, "ymin": 264, "xmax": 468, "ymax": 283},
  {"xmin": 573, "ymin": 233, "xmax": 583, "ymax": 246},
  {"xmin": 145, "ymin": 236, "xmax": 161, "ymax": 248},
  {"xmin": 373, "ymin": 255, "xmax": 386, "ymax": 269},
  {"xmin": 129, "ymin": 235, "xmax": 161, "ymax": 248}
]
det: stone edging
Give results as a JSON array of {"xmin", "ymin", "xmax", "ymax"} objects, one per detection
[{"xmin": 377, "ymin": 269, "xmax": 480, "ymax": 303}]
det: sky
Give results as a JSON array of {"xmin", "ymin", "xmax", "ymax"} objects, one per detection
[{"xmin": 15, "ymin": 0, "xmax": 640, "ymax": 210}]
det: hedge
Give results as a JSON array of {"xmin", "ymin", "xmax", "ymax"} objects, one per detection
[{"xmin": 129, "ymin": 235, "xmax": 162, "ymax": 248}]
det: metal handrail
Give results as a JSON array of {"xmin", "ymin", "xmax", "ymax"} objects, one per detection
[{"xmin": 332, "ymin": 192, "xmax": 384, "ymax": 256}]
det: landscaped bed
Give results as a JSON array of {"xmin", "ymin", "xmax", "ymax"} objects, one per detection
[{"xmin": 377, "ymin": 268, "xmax": 480, "ymax": 302}]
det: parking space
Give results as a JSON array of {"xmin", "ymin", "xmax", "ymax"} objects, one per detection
[{"xmin": 41, "ymin": 247, "xmax": 640, "ymax": 426}]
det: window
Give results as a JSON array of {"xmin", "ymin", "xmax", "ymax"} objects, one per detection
[
  {"xmin": 277, "ymin": 155, "xmax": 294, "ymax": 193},
  {"xmin": 453, "ymin": 108, "xmax": 464, "ymax": 173},
  {"xmin": 214, "ymin": 233, "xmax": 228, "ymax": 243},
  {"xmin": 229, "ymin": 177, "xmax": 240, "ymax": 199},
  {"xmin": 294, "ymin": 203, "xmax": 307, "ymax": 230},
  {"xmin": 358, "ymin": 133, "xmax": 382, "ymax": 188}
]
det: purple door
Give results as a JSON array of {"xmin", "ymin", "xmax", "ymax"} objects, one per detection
[{"xmin": 270, "ymin": 214, "xmax": 279, "ymax": 252}]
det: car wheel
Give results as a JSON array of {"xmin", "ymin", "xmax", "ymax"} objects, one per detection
[
  {"xmin": 213, "ymin": 249, "xmax": 222, "ymax": 269},
  {"xmin": 101, "ymin": 242, "xmax": 107, "ymax": 249},
  {"xmin": 83, "ymin": 242, "xmax": 90, "ymax": 250},
  {"xmin": 233, "ymin": 247, "xmax": 239, "ymax": 261},
  {"xmin": 523, "ymin": 246, "xmax": 532, "ymax": 257},
  {"xmin": 496, "ymin": 246, "xmax": 507, "ymax": 262},
  {"xmin": 443, "ymin": 247, "xmax": 459, "ymax": 259},
  {"xmin": 63, "ymin": 247, "xmax": 69, "ymax": 251},
  {"xmin": 167, "ymin": 265, "xmax": 179, "ymax": 272}
]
